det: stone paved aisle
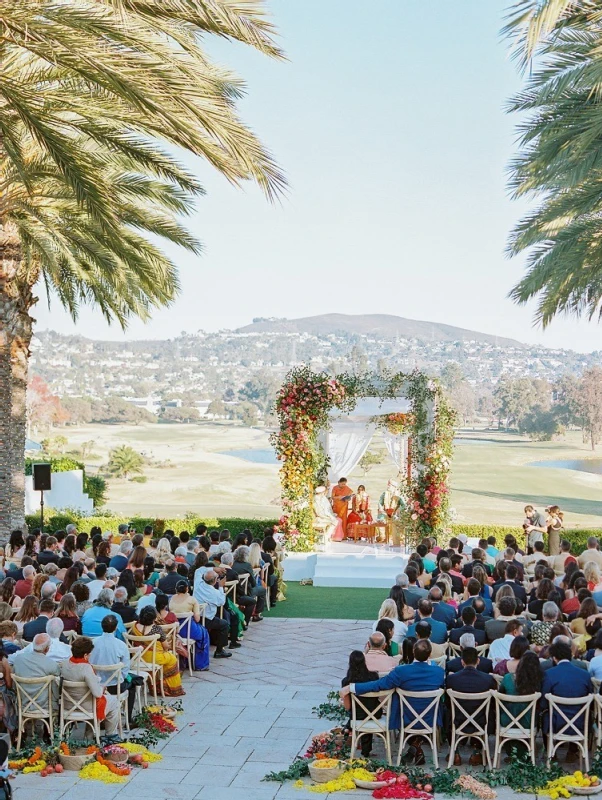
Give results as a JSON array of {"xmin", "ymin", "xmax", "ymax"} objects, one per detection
[{"xmin": 10, "ymin": 618, "xmax": 537, "ymax": 800}]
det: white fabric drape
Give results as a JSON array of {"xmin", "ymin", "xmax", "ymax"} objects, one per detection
[
  {"xmin": 323, "ymin": 422, "xmax": 375, "ymax": 483},
  {"xmin": 382, "ymin": 431, "xmax": 407, "ymax": 476}
]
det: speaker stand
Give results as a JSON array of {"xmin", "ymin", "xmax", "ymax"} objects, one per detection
[{"xmin": 39, "ymin": 490, "xmax": 44, "ymax": 533}]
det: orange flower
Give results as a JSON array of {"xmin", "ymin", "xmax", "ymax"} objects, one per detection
[{"xmin": 28, "ymin": 746, "xmax": 42, "ymax": 765}]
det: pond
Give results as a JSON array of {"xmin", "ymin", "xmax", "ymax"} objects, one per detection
[
  {"xmin": 529, "ymin": 458, "xmax": 602, "ymax": 476},
  {"xmin": 220, "ymin": 448, "xmax": 279, "ymax": 464}
]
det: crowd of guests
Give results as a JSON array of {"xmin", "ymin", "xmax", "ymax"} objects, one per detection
[
  {"xmin": 0, "ymin": 523, "xmax": 281, "ymax": 743},
  {"xmin": 340, "ymin": 533, "xmax": 602, "ymax": 765}
]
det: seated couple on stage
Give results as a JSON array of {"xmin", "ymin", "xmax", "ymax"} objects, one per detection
[
  {"xmin": 313, "ymin": 478, "xmax": 403, "ymax": 542},
  {"xmin": 313, "ymin": 479, "xmax": 368, "ymax": 542}
]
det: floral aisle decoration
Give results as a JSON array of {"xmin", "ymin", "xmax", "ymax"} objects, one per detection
[{"xmin": 271, "ymin": 367, "xmax": 456, "ymax": 552}]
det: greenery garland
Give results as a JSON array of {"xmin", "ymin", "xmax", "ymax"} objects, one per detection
[{"xmin": 270, "ymin": 367, "xmax": 457, "ymax": 552}]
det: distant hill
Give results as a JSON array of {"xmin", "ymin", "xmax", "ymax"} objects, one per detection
[{"xmin": 237, "ymin": 314, "xmax": 523, "ymax": 347}]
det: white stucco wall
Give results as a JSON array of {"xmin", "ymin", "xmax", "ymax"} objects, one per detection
[{"xmin": 25, "ymin": 469, "xmax": 93, "ymax": 514}]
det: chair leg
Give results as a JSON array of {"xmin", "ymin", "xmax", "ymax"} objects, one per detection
[
  {"xmin": 384, "ymin": 730, "xmax": 392, "ymax": 766},
  {"xmin": 159, "ymin": 668, "xmax": 165, "ymax": 699},
  {"xmin": 447, "ymin": 730, "xmax": 456, "ymax": 768}
]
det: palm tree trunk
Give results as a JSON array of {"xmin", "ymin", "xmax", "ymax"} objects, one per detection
[{"xmin": 0, "ymin": 222, "xmax": 33, "ymax": 538}]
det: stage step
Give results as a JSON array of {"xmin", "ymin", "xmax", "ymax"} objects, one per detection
[{"xmin": 282, "ymin": 551, "xmax": 409, "ymax": 588}]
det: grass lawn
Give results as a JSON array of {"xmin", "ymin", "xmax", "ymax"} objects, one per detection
[
  {"xmin": 60, "ymin": 422, "xmax": 602, "ymax": 528},
  {"xmin": 266, "ymin": 582, "xmax": 384, "ymax": 619}
]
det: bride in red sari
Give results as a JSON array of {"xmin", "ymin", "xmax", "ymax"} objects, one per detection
[{"xmin": 347, "ymin": 484, "xmax": 373, "ymax": 526}]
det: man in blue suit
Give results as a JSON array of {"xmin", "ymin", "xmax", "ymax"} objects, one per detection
[
  {"xmin": 446, "ymin": 646, "xmax": 496, "ymax": 766},
  {"xmin": 542, "ymin": 637, "xmax": 593, "ymax": 763},
  {"xmin": 450, "ymin": 607, "xmax": 486, "ymax": 646},
  {"xmin": 457, "ymin": 579, "xmax": 493, "ymax": 618},
  {"xmin": 340, "ymin": 640, "xmax": 445, "ymax": 765},
  {"xmin": 407, "ymin": 600, "xmax": 448, "ymax": 644},
  {"xmin": 428, "ymin": 586, "xmax": 456, "ymax": 629}
]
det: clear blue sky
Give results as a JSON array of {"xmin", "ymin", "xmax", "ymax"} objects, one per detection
[{"xmin": 34, "ymin": 0, "xmax": 602, "ymax": 353}]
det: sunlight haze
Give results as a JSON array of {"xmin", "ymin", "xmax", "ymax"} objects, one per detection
[{"xmin": 33, "ymin": 0, "xmax": 602, "ymax": 353}]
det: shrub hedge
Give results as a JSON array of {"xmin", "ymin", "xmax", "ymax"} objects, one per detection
[
  {"xmin": 24, "ymin": 511, "xmax": 278, "ymax": 539},
  {"xmin": 19, "ymin": 514, "xmax": 602, "ymax": 555},
  {"xmin": 450, "ymin": 524, "xmax": 600, "ymax": 556}
]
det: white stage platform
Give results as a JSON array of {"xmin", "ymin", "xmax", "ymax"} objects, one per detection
[{"xmin": 282, "ymin": 542, "xmax": 409, "ymax": 588}]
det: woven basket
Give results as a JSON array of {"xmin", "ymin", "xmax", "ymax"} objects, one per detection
[
  {"xmin": 159, "ymin": 708, "xmax": 177, "ymax": 720},
  {"xmin": 58, "ymin": 752, "xmax": 90, "ymax": 771},
  {"xmin": 308, "ymin": 760, "xmax": 345, "ymax": 784},
  {"xmin": 571, "ymin": 786, "xmax": 602, "ymax": 795},
  {"xmin": 103, "ymin": 749, "xmax": 129, "ymax": 765}
]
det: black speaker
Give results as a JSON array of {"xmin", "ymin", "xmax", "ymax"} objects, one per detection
[{"xmin": 32, "ymin": 463, "xmax": 52, "ymax": 492}]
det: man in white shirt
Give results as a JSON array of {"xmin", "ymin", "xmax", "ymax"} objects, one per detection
[
  {"xmin": 11, "ymin": 618, "xmax": 71, "ymax": 664},
  {"xmin": 89, "ymin": 614, "xmax": 135, "ymax": 722},
  {"xmin": 193, "ymin": 569, "xmax": 234, "ymax": 658},
  {"xmin": 578, "ymin": 537, "xmax": 602, "ymax": 570},
  {"xmin": 488, "ymin": 620, "xmax": 523, "ymax": 664},
  {"xmin": 87, "ymin": 564, "xmax": 110, "ymax": 602}
]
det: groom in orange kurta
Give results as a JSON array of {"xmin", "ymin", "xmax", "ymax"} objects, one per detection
[{"xmin": 331, "ymin": 477, "xmax": 353, "ymax": 536}]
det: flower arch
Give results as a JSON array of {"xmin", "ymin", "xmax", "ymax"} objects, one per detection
[{"xmin": 270, "ymin": 367, "xmax": 457, "ymax": 552}]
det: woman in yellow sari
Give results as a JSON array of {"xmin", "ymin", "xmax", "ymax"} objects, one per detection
[{"xmin": 132, "ymin": 605, "xmax": 185, "ymax": 697}]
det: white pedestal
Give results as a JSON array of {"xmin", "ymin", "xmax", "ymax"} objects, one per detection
[
  {"xmin": 282, "ymin": 552, "xmax": 317, "ymax": 582},
  {"xmin": 313, "ymin": 553, "xmax": 408, "ymax": 588},
  {"xmin": 282, "ymin": 547, "xmax": 408, "ymax": 588}
]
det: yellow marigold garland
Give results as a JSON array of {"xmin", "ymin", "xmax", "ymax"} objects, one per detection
[
  {"xmin": 308, "ymin": 767, "xmax": 376, "ymax": 793},
  {"xmin": 540, "ymin": 772, "xmax": 600, "ymax": 799},
  {"xmin": 79, "ymin": 761, "xmax": 128, "ymax": 784},
  {"xmin": 22, "ymin": 760, "xmax": 46, "ymax": 774},
  {"xmin": 119, "ymin": 742, "xmax": 162, "ymax": 763}
]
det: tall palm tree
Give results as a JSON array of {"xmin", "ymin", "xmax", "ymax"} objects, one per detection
[
  {"xmin": 505, "ymin": 1, "xmax": 602, "ymax": 325},
  {"xmin": 0, "ymin": 0, "xmax": 285, "ymax": 535},
  {"xmin": 108, "ymin": 446, "xmax": 144, "ymax": 480}
]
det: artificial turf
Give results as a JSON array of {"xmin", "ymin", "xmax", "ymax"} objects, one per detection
[{"xmin": 266, "ymin": 581, "xmax": 384, "ymax": 619}]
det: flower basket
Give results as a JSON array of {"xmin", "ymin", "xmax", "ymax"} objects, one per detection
[
  {"xmin": 58, "ymin": 752, "xmax": 90, "ymax": 771},
  {"xmin": 101, "ymin": 747, "xmax": 129, "ymax": 766},
  {"xmin": 308, "ymin": 759, "xmax": 346, "ymax": 784},
  {"xmin": 571, "ymin": 787, "xmax": 602, "ymax": 795},
  {"xmin": 159, "ymin": 708, "xmax": 176, "ymax": 720}
]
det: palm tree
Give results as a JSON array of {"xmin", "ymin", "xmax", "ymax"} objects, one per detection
[
  {"xmin": 108, "ymin": 446, "xmax": 144, "ymax": 480},
  {"xmin": 0, "ymin": 0, "xmax": 286, "ymax": 535},
  {"xmin": 505, "ymin": 2, "xmax": 602, "ymax": 325}
]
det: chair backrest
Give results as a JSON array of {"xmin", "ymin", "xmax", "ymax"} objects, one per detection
[
  {"xmin": 448, "ymin": 642, "xmax": 461, "ymax": 657},
  {"xmin": 430, "ymin": 655, "xmax": 446, "ymax": 668},
  {"xmin": 492, "ymin": 690, "xmax": 541, "ymax": 733},
  {"xmin": 397, "ymin": 688, "xmax": 444, "ymax": 735},
  {"xmin": 476, "ymin": 643, "xmax": 489, "ymax": 656},
  {"xmin": 238, "ymin": 574, "xmax": 250, "ymax": 593},
  {"xmin": 177, "ymin": 613, "xmax": 194, "ymax": 640},
  {"xmin": 447, "ymin": 689, "xmax": 492, "ymax": 736},
  {"xmin": 593, "ymin": 677, "xmax": 601, "ymax": 693},
  {"xmin": 63, "ymin": 630, "xmax": 79, "ymax": 644},
  {"xmin": 158, "ymin": 622, "xmax": 178, "ymax": 653},
  {"xmin": 12, "ymin": 674, "xmax": 55, "ymax": 718},
  {"xmin": 260, "ymin": 565, "xmax": 269, "ymax": 585},
  {"xmin": 350, "ymin": 690, "xmax": 393, "ymax": 730},
  {"xmin": 547, "ymin": 693, "xmax": 593, "ymax": 739},
  {"xmin": 224, "ymin": 581, "xmax": 238, "ymax": 603},
  {"xmin": 125, "ymin": 633, "xmax": 159, "ymax": 667},
  {"xmin": 128, "ymin": 645, "xmax": 144, "ymax": 671},
  {"xmin": 91, "ymin": 663, "xmax": 124, "ymax": 690},
  {"xmin": 60, "ymin": 679, "xmax": 96, "ymax": 719}
]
